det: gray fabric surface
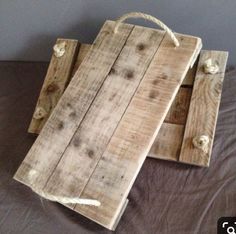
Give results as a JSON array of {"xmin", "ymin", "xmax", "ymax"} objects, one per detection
[{"xmin": 0, "ymin": 62, "xmax": 235, "ymax": 234}]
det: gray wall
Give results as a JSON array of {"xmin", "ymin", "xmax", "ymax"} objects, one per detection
[{"xmin": 1, "ymin": 0, "xmax": 236, "ymax": 64}]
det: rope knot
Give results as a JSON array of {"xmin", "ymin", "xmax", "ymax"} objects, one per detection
[
  {"xmin": 192, "ymin": 135, "xmax": 209, "ymax": 153},
  {"xmin": 53, "ymin": 41, "xmax": 66, "ymax": 58},
  {"xmin": 203, "ymin": 58, "xmax": 219, "ymax": 74}
]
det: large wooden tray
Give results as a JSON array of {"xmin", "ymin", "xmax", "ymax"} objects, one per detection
[{"xmin": 14, "ymin": 20, "xmax": 201, "ymax": 230}]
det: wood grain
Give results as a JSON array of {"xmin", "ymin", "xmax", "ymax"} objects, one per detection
[
  {"xmin": 43, "ymin": 26, "xmax": 166, "ymax": 197},
  {"xmin": 149, "ymin": 123, "xmax": 185, "ymax": 161},
  {"xmin": 29, "ymin": 43, "xmax": 195, "ymax": 134},
  {"xmin": 71, "ymin": 44, "xmax": 91, "ymax": 77},
  {"xmin": 164, "ymin": 87, "xmax": 192, "ymax": 125},
  {"xmin": 14, "ymin": 20, "xmax": 134, "ymax": 190},
  {"xmin": 14, "ymin": 20, "xmax": 201, "ymax": 230},
  {"xmin": 179, "ymin": 50, "xmax": 228, "ymax": 166},
  {"xmin": 73, "ymin": 33, "xmax": 201, "ymax": 229},
  {"xmin": 28, "ymin": 39, "xmax": 79, "ymax": 134}
]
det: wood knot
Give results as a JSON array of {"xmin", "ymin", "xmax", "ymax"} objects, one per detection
[
  {"xmin": 192, "ymin": 135, "xmax": 209, "ymax": 153},
  {"xmin": 87, "ymin": 150, "xmax": 94, "ymax": 158},
  {"xmin": 125, "ymin": 70, "xmax": 134, "ymax": 80},
  {"xmin": 53, "ymin": 41, "xmax": 66, "ymax": 57},
  {"xmin": 137, "ymin": 43, "xmax": 145, "ymax": 51},
  {"xmin": 45, "ymin": 83, "xmax": 59, "ymax": 94},
  {"xmin": 203, "ymin": 59, "xmax": 219, "ymax": 74},
  {"xmin": 57, "ymin": 121, "xmax": 64, "ymax": 130},
  {"xmin": 33, "ymin": 107, "xmax": 47, "ymax": 119},
  {"xmin": 149, "ymin": 90, "xmax": 159, "ymax": 99}
]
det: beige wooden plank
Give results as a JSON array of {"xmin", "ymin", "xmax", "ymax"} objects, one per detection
[
  {"xmin": 43, "ymin": 26, "xmax": 166, "ymax": 197},
  {"xmin": 179, "ymin": 50, "xmax": 228, "ymax": 166},
  {"xmin": 14, "ymin": 20, "xmax": 134, "ymax": 190},
  {"xmin": 181, "ymin": 62, "xmax": 197, "ymax": 86},
  {"xmin": 71, "ymin": 44, "xmax": 91, "ymax": 77},
  {"xmin": 164, "ymin": 87, "xmax": 192, "ymax": 125},
  {"xmin": 74, "ymin": 33, "xmax": 202, "ymax": 229},
  {"xmin": 28, "ymin": 39, "xmax": 79, "ymax": 134},
  {"xmin": 148, "ymin": 123, "xmax": 185, "ymax": 161}
]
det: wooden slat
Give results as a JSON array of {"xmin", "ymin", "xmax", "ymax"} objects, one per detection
[
  {"xmin": 164, "ymin": 87, "xmax": 192, "ymax": 125},
  {"xmin": 14, "ymin": 20, "xmax": 134, "ymax": 190},
  {"xmin": 181, "ymin": 63, "xmax": 197, "ymax": 86},
  {"xmin": 71, "ymin": 44, "xmax": 91, "ymax": 77},
  {"xmin": 73, "ymin": 33, "xmax": 201, "ymax": 229},
  {"xmin": 28, "ymin": 39, "xmax": 79, "ymax": 134},
  {"xmin": 179, "ymin": 50, "xmax": 228, "ymax": 166},
  {"xmin": 149, "ymin": 123, "xmax": 184, "ymax": 161},
  {"xmin": 43, "ymin": 26, "xmax": 166, "ymax": 196}
]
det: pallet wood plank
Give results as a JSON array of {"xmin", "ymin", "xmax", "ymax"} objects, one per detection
[
  {"xmin": 181, "ymin": 63, "xmax": 197, "ymax": 86},
  {"xmin": 179, "ymin": 50, "xmax": 228, "ymax": 166},
  {"xmin": 28, "ymin": 39, "xmax": 79, "ymax": 134},
  {"xmin": 71, "ymin": 44, "xmax": 91, "ymax": 77},
  {"xmin": 14, "ymin": 21, "xmax": 134, "ymax": 190},
  {"xmin": 43, "ymin": 26, "xmax": 166, "ymax": 197},
  {"xmin": 164, "ymin": 87, "xmax": 192, "ymax": 125},
  {"xmin": 148, "ymin": 123, "xmax": 185, "ymax": 161},
  {"xmin": 74, "ymin": 33, "xmax": 201, "ymax": 229}
]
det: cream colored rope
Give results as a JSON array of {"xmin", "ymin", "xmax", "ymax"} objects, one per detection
[
  {"xmin": 28, "ymin": 169, "xmax": 101, "ymax": 206},
  {"xmin": 32, "ymin": 187, "xmax": 101, "ymax": 206},
  {"xmin": 114, "ymin": 12, "xmax": 180, "ymax": 47}
]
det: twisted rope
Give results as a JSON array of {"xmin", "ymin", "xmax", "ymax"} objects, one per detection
[
  {"xmin": 114, "ymin": 12, "xmax": 180, "ymax": 47},
  {"xmin": 28, "ymin": 169, "xmax": 101, "ymax": 206}
]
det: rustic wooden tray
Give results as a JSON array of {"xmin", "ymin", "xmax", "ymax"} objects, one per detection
[{"xmin": 14, "ymin": 17, "xmax": 201, "ymax": 230}]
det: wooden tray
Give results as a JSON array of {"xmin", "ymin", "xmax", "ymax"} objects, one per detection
[{"xmin": 14, "ymin": 19, "xmax": 201, "ymax": 230}]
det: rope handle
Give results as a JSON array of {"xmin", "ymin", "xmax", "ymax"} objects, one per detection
[{"xmin": 114, "ymin": 12, "xmax": 180, "ymax": 47}]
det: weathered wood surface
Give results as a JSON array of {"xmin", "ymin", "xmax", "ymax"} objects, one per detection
[
  {"xmin": 28, "ymin": 44, "xmax": 196, "ymax": 135},
  {"xmin": 149, "ymin": 51, "xmax": 228, "ymax": 166},
  {"xmin": 73, "ymin": 33, "xmax": 201, "ymax": 229},
  {"xmin": 164, "ymin": 87, "xmax": 192, "ymax": 125},
  {"xmin": 15, "ymin": 20, "xmax": 134, "ymax": 189},
  {"xmin": 149, "ymin": 123, "xmax": 185, "ymax": 161},
  {"xmin": 71, "ymin": 44, "xmax": 91, "ymax": 77},
  {"xmin": 15, "ymin": 20, "xmax": 201, "ymax": 230},
  {"xmin": 179, "ymin": 50, "xmax": 228, "ymax": 166},
  {"xmin": 28, "ymin": 39, "xmax": 79, "ymax": 134},
  {"xmin": 43, "ymin": 25, "xmax": 166, "ymax": 198}
]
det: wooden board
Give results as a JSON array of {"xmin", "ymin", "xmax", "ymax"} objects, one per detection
[
  {"xmin": 149, "ymin": 50, "xmax": 228, "ymax": 167},
  {"xmin": 15, "ymin": 20, "xmax": 201, "ymax": 230},
  {"xmin": 179, "ymin": 50, "xmax": 228, "ymax": 166},
  {"xmin": 28, "ymin": 39, "xmax": 79, "ymax": 134},
  {"xmin": 149, "ymin": 123, "xmax": 185, "ymax": 161}
]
